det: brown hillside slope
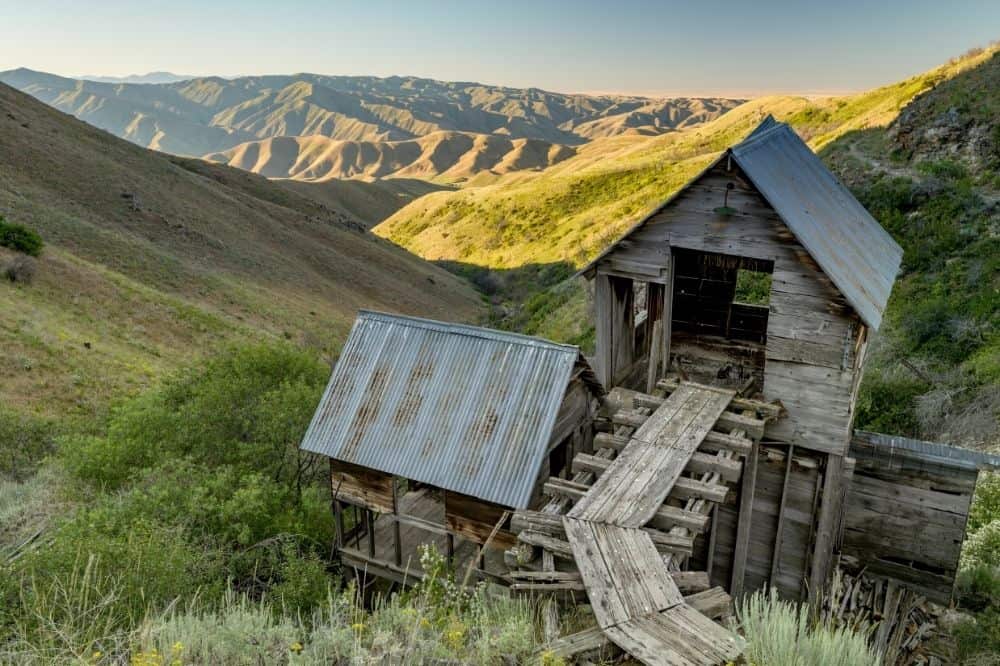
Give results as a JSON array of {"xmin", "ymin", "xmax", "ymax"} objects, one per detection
[
  {"xmin": 205, "ymin": 131, "xmax": 575, "ymax": 183},
  {"xmin": 0, "ymin": 83, "xmax": 482, "ymax": 417}
]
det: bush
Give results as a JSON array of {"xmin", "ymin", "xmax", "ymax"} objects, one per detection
[
  {"xmin": 0, "ymin": 407, "xmax": 58, "ymax": 481},
  {"xmin": 963, "ymin": 520, "xmax": 1000, "ymax": 570},
  {"xmin": 969, "ymin": 472, "xmax": 1000, "ymax": 533},
  {"xmin": 738, "ymin": 588, "xmax": 880, "ymax": 666},
  {"xmin": 60, "ymin": 342, "xmax": 328, "ymax": 492},
  {"xmin": 855, "ymin": 374, "xmax": 927, "ymax": 436},
  {"xmin": 3, "ymin": 254, "xmax": 38, "ymax": 284},
  {"xmin": 0, "ymin": 217, "xmax": 44, "ymax": 257}
]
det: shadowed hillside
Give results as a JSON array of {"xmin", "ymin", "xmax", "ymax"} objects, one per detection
[{"xmin": 0, "ymin": 83, "xmax": 483, "ymax": 417}]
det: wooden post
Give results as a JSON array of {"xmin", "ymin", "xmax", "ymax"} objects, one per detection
[
  {"xmin": 610, "ymin": 275, "xmax": 635, "ymax": 384},
  {"xmin": 334, "ymin": 500, "xmax": 345, "ymax": 549},
  {"xmin": 646, "ymin": 319, "xmax": 663, "ymax": 393},
  {"xmin": 706, "ymin": 503, "xmax": 719, "ymax": 580},
  {"xmin": 366, "ymin": 509, "xmax": 376, "ymax": 559},
  {"xmin": 392, "ymin": 483, "xmax": 402, "ymax": 567},
  {"xmin": 731, "ymin": 440, "xmax": 759, "ymax": 599},
  {"xmin": 446, "ymin": 533, "xmax": 455, "ymax": 566},
  {"xmin": 770, "ymin": 444, "xmax": 794, "ymax": 587},
  {"xmin": 594, "ymin": 272, "xmax": 614, "ymax": 387},
  {"xmin": 809, "ymin": 453, "xmax": 845, "ymax": 604},
  {"xmin": 662, "ymin": 249, "xmax": 674, "ymax": 374}
]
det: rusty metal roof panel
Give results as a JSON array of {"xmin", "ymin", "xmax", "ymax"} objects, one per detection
[
  {"xmin": 730, "ymin": 118, "xmax": 903, "ymax": 329},
  {"xmin": 852, "ymin": 430, "xmax": 1000, "ymax": 472},
  {"xmin": 300, "ymin": 310, "xmax": 597, "ymax": 509}
]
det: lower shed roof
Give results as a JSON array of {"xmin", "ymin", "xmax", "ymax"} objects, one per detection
[{"xmin": 299, "ymin": 311, "xmax": 601, "ymax": 509}]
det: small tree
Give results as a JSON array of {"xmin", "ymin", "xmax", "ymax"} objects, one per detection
[{"xmin": 0, "ymin": 216, "xmax": 44, "ymax": 257}]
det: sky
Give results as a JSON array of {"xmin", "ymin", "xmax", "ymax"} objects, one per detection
[{"xmin": 1, "ymin": 0, "xmax": 998, "ymax": 96}]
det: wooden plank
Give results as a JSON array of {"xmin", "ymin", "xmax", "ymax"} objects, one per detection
[
  {"xmin": 570, "ymin": 454, "xmax": 728, "ymax": 503},
  {"xmin": 594, "ymin": 271, "xmax": 614, "ymax": 387},
  {"xmin": 809, "ymin": 454, "xmax": 844, "ymax": 604},
  {"xmin": 563, "ymin": 518, "xmax": 630, "ymax": 628},
  {"xmin": 330, "ymin": 459, "xmax": 396, "ymax": 513},
  {"xmin": 731, "ymin": 440, "xmax": 759, "ymax": 599},
  {"xmin": 444, "ymin": 491, "xmax": 516, "ymax": 549},
  {"xmin": 769, "ymin": 444, "xmax": 794, "ymax": 586},
  {"xmin": 571, "ymin": 385, "xmax": 733, "ymax": 526}
]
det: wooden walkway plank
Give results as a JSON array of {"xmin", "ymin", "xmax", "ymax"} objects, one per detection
[{"xmin": 569, "ymin": 384, "xmax": 734, "ymax": 527}]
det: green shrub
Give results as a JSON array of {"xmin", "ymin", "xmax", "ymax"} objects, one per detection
[
  {"xmin": 3, "ymin": 516, "xmax": 218, "ymax": 657},
  {"xmin": 855, "ymin": 374, "xmax": 927, "ymax": 436},
  {"xmin": 0, "ymin": 407, "xmax": 58, "ymax": 481},
  {"xmin": 738, "ymin": 588, "xmax": 880, "ymax": 666},
  {"xmin": 60, "ymin": 342, "xmax": 328, "ymax": 492},
  {"xmin": 963, "ymin": 520, "xmax": 1000, "ymax": 570},
  {"xmin": 956, "ymin": 564, "xmax": 1000, "ymax": 613},
  {"xmin": 970, "ymin": 473, "xmax": 1000, "ymax": 533},
  {"xmin": 0, "ymin": 217, "xmax": 44, "ymax": 257}
]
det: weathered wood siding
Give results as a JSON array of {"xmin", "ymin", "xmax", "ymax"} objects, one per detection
[
  {"xmin": 691, "ymin": 445, "xmax": 825, "ymax": 601},
  {"xmin": 444, "ymin": 491, "xmax": 518, "ymax": 549},
  {"xmin": 842, "ymin": 435, "xmax": 978, "ymax": 603},
  {"xmin": 596, "ymin": 161, "xmax": 864, "ymax": 456},
  {"xmin": 331, "ymin": 459, "xmax": 396, "ymax": 513}
]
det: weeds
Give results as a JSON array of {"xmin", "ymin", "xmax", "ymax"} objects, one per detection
[{"xmin": 737, "ymin": 588, "xmax": 880, "ymax": 666}]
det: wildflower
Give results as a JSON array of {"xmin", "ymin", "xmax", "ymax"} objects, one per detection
[
  {"xmin": 420, "ymin": 617, "xmax": 432, "ymax": 629},
  {"xmin": 171, "ymin": 642, "xmax": 183, "ymax": 654},
  {"xmin": 290, "ymin": 641, "xmax": 304, "ymax": 654},
  {"xmin": 91, "ymin": 651, "xmax": 102, "ymax": 661},
  {"xmin": 351, "ymin": 622, "xmax": 365, "ymax": 634}
]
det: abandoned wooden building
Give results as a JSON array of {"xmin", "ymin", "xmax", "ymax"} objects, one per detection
[
  {"xmin": 300, "ymin": 117, "xmax": 1000, "ymax": 665},
  {"xmin": 298, "ymin": 310, "xmax": 604, "ymax": 582}
]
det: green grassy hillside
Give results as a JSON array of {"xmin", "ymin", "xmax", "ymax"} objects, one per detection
[
  {"xmin": 375, "ymin": 46, "xmax": 999, "ymax": 450},
  {"xmin": 0, "ymin": 83, "xmax": 483, "ymax": 418}
]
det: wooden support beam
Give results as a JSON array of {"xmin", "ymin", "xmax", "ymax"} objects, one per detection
[
  {"xmin": 537, "ymin": 483, "xmax": 711, "ymax": 534},
  {"xmin": 655, "ymin": 379, "xmax": 785, "ymax": 421},
  {"xmin": 770, "ymin": 444, "xmax": 794, "ymax": 586},
  {"xmin": 594, "ymin": 271, "xmax": 614, "ymax": 387},
  {"xmin": 622, "ymin": 390, "xmax": 768, "ymax": 440},
  {"xmin": 810, "ymin": 453, "xmax": 845, "ymax": 604},
  {"xmin": 686, "ymin": 451, "xmax": 743, "ymax": 483},
  {"xmin": 516, "ymin": 519, "xmax": 694, "ymax": 558},
  {"xmin": 571, "ymin": 454, "xmax": 728, "ymax": 503},
  {"xmin": 646, "ymin": 318, "xmax": 663, "ymax": 394},
  {"xmin": 509, "ymin": 569, "xmax": 710, "ymax": 594},
  {"xmin": 595, "ymin": 429, "xmax": 752, "ymax": 456},
  {"xmin": 731, "ymin": 439, "xmax": 759, "ymax": 599}
]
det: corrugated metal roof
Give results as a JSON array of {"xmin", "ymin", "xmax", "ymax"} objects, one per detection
[
  {"xmin": 730, "ymin": 119, "xmax": 902, "ymax": 329},
  {"xmin": 852, "ymin": 430, "xmax": 1000, "ymax": 472},
  {"xmin": 299, "ymin": 310, "xmax": 601, "ymax": 509},
  {"xmin": 580, "ymin": 116, "xmax": 903, "ymax": 330}
]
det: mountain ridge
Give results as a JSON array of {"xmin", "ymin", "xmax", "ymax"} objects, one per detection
[{"xmin": 0, "ymin": 68, "xmax": 744, "ymax": 158}]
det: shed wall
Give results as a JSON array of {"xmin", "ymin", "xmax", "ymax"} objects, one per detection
[{"xmin": 842, "ymin": 436, "xmax": 978, "ymax": 603}]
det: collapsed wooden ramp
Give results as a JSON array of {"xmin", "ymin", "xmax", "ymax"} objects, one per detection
[{"xmin": 508, "ymin": 380, "xmax": 779, "ymax": 665}]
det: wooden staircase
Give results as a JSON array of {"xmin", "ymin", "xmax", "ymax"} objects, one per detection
[{"xmin": 507, "ymin": 378, "xmax": 782, "ymax": 665}]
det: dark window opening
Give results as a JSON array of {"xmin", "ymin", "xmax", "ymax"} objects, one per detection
[
  {"xmin": 671, "ymin": 248, "xmax": 773, "ymax": 344},
  {"xmin": 549, "ymin": 437, "xmax": 570, "ymax": 479}
]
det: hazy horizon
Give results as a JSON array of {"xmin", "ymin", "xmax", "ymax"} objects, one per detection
[{"xmin": 2, "ymin": 0, "xmax": 998, "ymax": 97}]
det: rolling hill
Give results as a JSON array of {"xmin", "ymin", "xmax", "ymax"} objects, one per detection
[
  {"xmin": 374, "ymin": 45, "xmax": 1000, "ymax": 449},
  {"xmin": 0, "ymin": 82, "xmax": 483, "ymax": 417},
  {"xmin": 0, "ymin": 68, "xmax": 742, "ymax": 157},
  {"xmin": 205, "ymin": 131, "xmax": 575, "ymax": 183}
]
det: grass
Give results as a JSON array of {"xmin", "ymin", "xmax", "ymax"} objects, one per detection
[
  {"xmin": 0, "ymin": 82, "xmax": 483, "ymax": 418},
  {"xmin": 738, "ymin": 589, "xmax": 880, "ymax": 666}
]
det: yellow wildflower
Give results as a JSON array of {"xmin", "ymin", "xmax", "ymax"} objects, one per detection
[
  {"xmin": 290, "ymin": 641, "xmax": 304, "ymax": 654},
  {"xmin": 351, "ymin": 622, "xmax": 366, "ymax": 634}
]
